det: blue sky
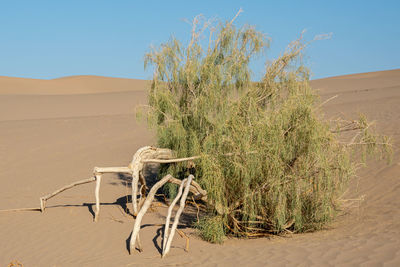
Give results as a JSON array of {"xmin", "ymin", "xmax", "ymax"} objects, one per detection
[{"xmin": 0, "ymin": 0, "xmax": 399, "ymax": 80}]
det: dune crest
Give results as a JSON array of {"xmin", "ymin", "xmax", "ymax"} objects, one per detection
[{"xmin": 0, "ymin": 75, "xmax": 149, "ymax": 95}]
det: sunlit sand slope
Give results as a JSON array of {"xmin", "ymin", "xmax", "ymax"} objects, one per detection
[{"xmin": 0, "ymin": 70, "xmax": 399, "ymax": 266}]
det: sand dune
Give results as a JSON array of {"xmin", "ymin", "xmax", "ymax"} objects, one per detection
[
  {"xmin": 0, "ymin": 75, "xmax": 148, "ymax": 95},
  {"xmin": 0, "ymin": 75, "xmax": 149, "ymax": 121},
  {"xmin": 0, "ymin": 70, "xmax": 399, "ymax": 266}
]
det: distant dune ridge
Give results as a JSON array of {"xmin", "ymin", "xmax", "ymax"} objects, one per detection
[
  {"xmin": 0, "ymin": 69, "xmax": 399, "ymax": 266},
  {"xmin": 0, "ymin": 75, "xmax": 149, "ymax": 121},
  {"xmin": 0, "ymin": 75, "xmax": 149, "ymax": 95}
]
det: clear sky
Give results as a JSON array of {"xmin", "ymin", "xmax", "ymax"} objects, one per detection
[{"xmin": 0, "ymin": 0, "xmax": 399, "ymax": 80}]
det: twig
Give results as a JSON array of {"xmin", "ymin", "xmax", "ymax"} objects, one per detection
[
  {"xmin": 318, "ymin": 94, "xmax": 338, "ymax": 108},
  {"xmin": 176, "ymin": 229, "xmax": 190, "ymax": 252},
  {"xmin": 108, "ymin": 213, "xmax": 124, "ymax": 224},
  {"xmin": 191, "ymin": 196, "xmax": 200, "ymax": 223},
  {"xmin": 229, "ymin": 8, "xmax": 243, "ymax": 25}
]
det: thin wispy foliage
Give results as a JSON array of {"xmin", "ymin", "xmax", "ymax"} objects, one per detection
[{"xmin": 140, "ymin": 11, "xmax": 391, "ymax": 242}]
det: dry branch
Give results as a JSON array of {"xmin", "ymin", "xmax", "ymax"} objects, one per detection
[
  {"xmin": 162, "ymin": 175, "xmax": 193, "ymax": 257},
  {"xmin": 129, "ymin": 146, "xmax": 153, "ymax": 217},
  {"xmin": 168, "ymin": 177, "xmax": 207, "ymax": 201},
  {"xmin": 176, "ymin": 229, "xmax": 190, "ymax": 252},
  {"xmin": 127, "ymin": 146, "xmax": 174, "ymax": 252},
  {"xmin": 94, "ymin": 174, "xmax": 102, "ymax": 222},
  {"xmin": 0, "ymin": 207, "xmax": 41, "ymax": 212},
  {"xmin": 93, "ymin": 167, "xmax": 132, "ymax": 174},
  {"xmin": 163, "ymin": 178, "xmax": 187, "ymax": 251},
  {"xmin": 129, "ymin": 174, "xmax": 174, "ymax": 253},
  {"xmin": 31, "ymin": 146, "xmax": 205, "ymax": 257},
  {"xmin": 40, "ymin": 177, "xmax": 96, "ymax": 212},
  {"xmin": 129, "ymin": 146, "xmax": 175, "ymax": 216},
  {"xmin": 141, "ymin": 151, "xmax": 257, "ymax": 165}
]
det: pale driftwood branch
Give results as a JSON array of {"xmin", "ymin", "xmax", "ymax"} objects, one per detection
[
  {"xmin": 141, "ymin": 151, "xmax": 257, "ymax": 164},
  {"xmin": 129, "ymin": 174, "xmax": 173, "ymax": 253},
  {"xmin": 94, "ymin": 174, "xmax": 102, "ymax": 222},
  {"xmin": 130, "ymin": 146, "xmax": 153, "ymax": 217},
  {"xmin": 129, "ymin": 146, "xmax": 174, "ymax": 215},
  {"xmin": 128, "ymin": 146, "xmax": 153, "ymax": 253},
  {"xmin": 40, "ymin": 177, "xmax": 96, "ymax": 212},
  {"xmin": 168, "ymin": 177, "xmax": 207, "ymax": 201},
  {"xmin": 163, "ymin": 178, "xmax": 187, "ymax": 252},
  {"xmin": 162, "ymin": 174, "xmax": 193, "ymax": 258},
  {"xmin": 138, "ymin": 184, "xmax": 146, "ymax": 212},
  {"xmin": 93, "ymin": 167, "xmax": 132, "ymax": 174},
  {"xmin": 39, "ymin": 166, "xmax": 134, "ymax": 217},
  {"xmin": 128, "ymin": 146, "xmax": 175, "ymax": 253},
  {"xmin": 32, "ymin": 146, "xmax": 205, "ymax": 257},
  {"xmin": 141, "ymin": 155, "xmax": 201, "ymax": 164},
  {"xmin": 139, "ymin": 172, "xmax": 147, "ymax": 194},
  {"xmin": 0, "ymin": 207, "xmax": 41, "ymax": 212},
  {"xmin": 317, "ymin": 94, "xmax": 338, "ymax": 108}
]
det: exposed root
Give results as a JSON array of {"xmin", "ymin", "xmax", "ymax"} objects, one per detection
[
  {"xmin": 168, "ymin": 176, "xmax": 207, "ymax": 201},
  {"xmin": 176, "ymin": 229, "xmax": 190, "ymax": 252},
  {"xmin": 163, "ymin": 178, "xmax": 188, "ymax": 252},
  {"xmin": 129, "ymin": 174, "xmax": 173, "ymax": 253},
  {"xmin": 191, "ymin": 196, "xmax": 200, "ymax": 223},
  {"xmin": 162, "ymin": 175, "xmax": 193, "ymax": 257},
  {"xmin": 12, "ymin": 146, "xmax": 208, "ymax": 258}
]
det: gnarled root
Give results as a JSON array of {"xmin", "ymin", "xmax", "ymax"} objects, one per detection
[
  {"xmin": 129, "ymin": 146, "xmax": 174, "ymax": 216},
  {"xmin": 35, "ymin": 146, "xmax": 210, "ymax": 257}
]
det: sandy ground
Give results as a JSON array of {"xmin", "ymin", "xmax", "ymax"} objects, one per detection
[{"xmin": 0, "ymin": 70, "xmax": 399, "ymax": 266}]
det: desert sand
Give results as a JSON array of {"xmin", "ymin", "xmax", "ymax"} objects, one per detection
[{"xmin": 0, "ymin": 70, "xmax": 399, "ymax": 266}]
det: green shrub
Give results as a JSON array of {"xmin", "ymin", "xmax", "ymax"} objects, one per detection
[
  {"xmin": 195, "ymin": 215, "xmax": 226, "ymax": 244},
  {"xmin": 141, "ymin": 12, "xmax": 391, "ymax": 240}
]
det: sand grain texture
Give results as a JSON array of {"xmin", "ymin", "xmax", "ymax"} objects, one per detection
[{"xmin": 1, "ymin": 70, "xmax": 399, "ymax": 266}]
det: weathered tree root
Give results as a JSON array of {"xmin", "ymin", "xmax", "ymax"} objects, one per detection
[
  {"xmin": 162, "ymin": 175, "xmax": 193, "ymax": 257},
  {"xmin": 129, "ymin": 174, "xmax": 174, "ymax": 253},
  {"xmin": 129, "ymin": 174, "xmax": 194, "ymax": 256},
  {"xmin": 34, "ymin": 146, "xmax": 208, "ymax": 257},
  {"xmin": 38, "ymin": 147, "xmax": 174, "ymax": 219},
  {"xmin": 167, "ymin": 177, "xmax": 207, "ymax": 201},
  {"xmin": 163, "ymin": 178, "xmax": 188, "ymax": 252}
]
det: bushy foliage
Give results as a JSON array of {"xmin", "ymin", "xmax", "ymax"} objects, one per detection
[
  {"xmin": 195, "ymin": 215, "xmax": 226, "ymax": 244},
  {"xmin": 141, "ymin": 13, "xmax": 391, "ymax": 242}
]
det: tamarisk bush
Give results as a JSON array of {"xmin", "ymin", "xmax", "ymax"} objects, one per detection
[{"xmin": 141, "ymin": 12, "xmax": 391, "ymax": 243}]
